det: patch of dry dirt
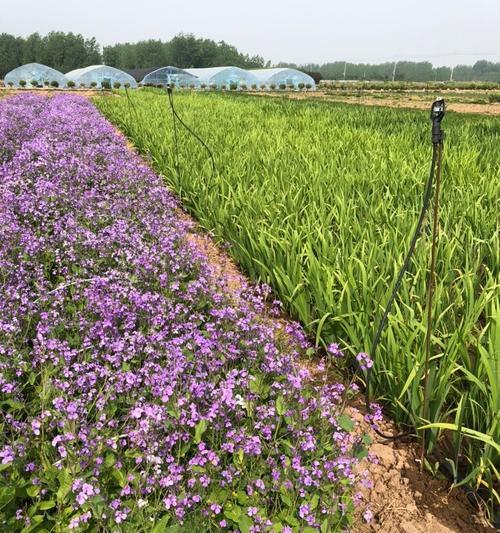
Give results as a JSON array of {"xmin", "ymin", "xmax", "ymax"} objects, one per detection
[
  {"xmin": 253, "ymin": 90, "xmax": 500, "ymax": 116},
  {"xmin": 350, "ymin": 409, "xmax": 494, "ymax": 533},
  {"xmin": 0, "ymin": 87, "xmax": 114, "ymax": 98}
]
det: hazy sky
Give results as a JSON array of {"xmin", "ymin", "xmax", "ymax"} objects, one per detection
[{"xmin": 3, "ymin": 0, "xmax": 500, "ymax": 66}]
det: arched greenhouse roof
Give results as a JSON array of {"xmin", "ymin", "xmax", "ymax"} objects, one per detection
[
  {"xmin": 184, "ymin": 66, "xmax": 258, "ymax": 88},
  {"xmin": 250, "ymin": 68, "xmax": 316, "ymax": 88},
  {"xmin": 65, "ymin": 65, "xmax": 137, "ymax": 88},
  {"xmin": 142, "ymin": 66, "xmax": 200, "ymax": 87},
  {"xmin": 4, "ymin": 63, "xmax": 68, "ymax": 88}
]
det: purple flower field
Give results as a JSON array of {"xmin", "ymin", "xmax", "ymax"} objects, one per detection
[{"xmin": 0, "ymin": 94, "xmax": 370, "ymax": 532}]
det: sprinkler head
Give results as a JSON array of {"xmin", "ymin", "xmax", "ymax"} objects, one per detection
[
  {"xmin": 430, "ymin": 98, "xmax": 445, "ymax": 144},
  {"xmin": 430, "ymin": 98, "xmax": 445, "ymax": 122}
]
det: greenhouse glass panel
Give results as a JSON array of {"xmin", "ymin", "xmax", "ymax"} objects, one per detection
[
  {"xmin": 250, "ymin": 68, "xmax": 316, "ymax": 89},
  {"xmin": 4, "ymin": 63, "xmax": 68, "ymax": 88},
  {"xmin": 65, "ymin": 65, "xmax": 137, "ymax": 88},
  {"xmin": 185, "ymin": 67, "xmax": 259, "ymax": 89},
  {"xmin": 142, "ymin": 66, "xmax": 200, "ymax": 88}
]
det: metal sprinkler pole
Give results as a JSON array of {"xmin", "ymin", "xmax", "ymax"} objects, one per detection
[{"xmin": 420, "ymin": 98, "xmax": 446, "ymax": 467}]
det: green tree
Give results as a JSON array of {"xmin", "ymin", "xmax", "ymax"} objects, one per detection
[{"xmin": 0, "ymin": 33, "xmax": 24, "ymax": 78}]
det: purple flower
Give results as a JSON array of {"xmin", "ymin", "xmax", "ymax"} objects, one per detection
[
  {"xmin": 327, "ymin": 343, "xmax": 344, "ymax": 358},
  {"xmin": 356, "ymin": 352, "xmax": 374, "ymax": 371}
]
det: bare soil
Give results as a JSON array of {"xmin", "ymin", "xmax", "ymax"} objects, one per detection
[
  {"xmin": 351, "ymin": 409, "xmax": 494, "ymax": 532},
  {"xmin": 256, "ymin": 90, "xmax": 500, "ymax": 116}
]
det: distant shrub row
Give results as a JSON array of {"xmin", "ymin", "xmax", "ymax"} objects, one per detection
[
  {"xmin": 4, "ymin": 80, "xmax": 131, "ymax": 89},
  {"xmin": 4, "ymin": 80, "xmax": 315, "ymax": 91},
  {"xmin": 140, "ymin": 82, "xmax": 313, "ymax": 91}
]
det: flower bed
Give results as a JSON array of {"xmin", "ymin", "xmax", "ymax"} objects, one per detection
[{"xmin": 0, "ymin": 94, "xmax": 371, "ymax": 532}]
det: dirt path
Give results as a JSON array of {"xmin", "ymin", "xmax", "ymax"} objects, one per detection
[{"xmin": 323, "ymin": 95, "xmax": 500, "ymax": 116}]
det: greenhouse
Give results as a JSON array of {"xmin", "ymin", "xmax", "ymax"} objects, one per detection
[
  {"xmin": 4, "ymin": 63, "xmax": 68, "ymax": 88},
  {"xmin": 142, "ymin": 66, "xmax": 200, "ymax": 88},
  {"xmin": 184, "ymin": 67, "xmax": 259, "ymax": 89},
  {"xmin": 65, "ymin": 65, "xmax": 137, "ymax": 88},
  {"xmin": 250, "ymin": 68, "xmax": 316, "ymax": 89}
]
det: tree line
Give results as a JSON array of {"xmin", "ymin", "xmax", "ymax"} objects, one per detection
[
  {"xmin": 279, "ymin": 60, "xmax": 500, "ymax": 82},
  {"xmin": 0, "ymin": 32, "xmax": 266, "ymax": 78},
  {"xmin": 0, "ymin": 32, "xmax": 101, "ymax": 77},
  {"xmin": 1, "ymin": 31, "xmax": 499, "ymax": 82},
  {"xmin": 103, "ymin": 34, "xmax": 267, "ymax": 70}
]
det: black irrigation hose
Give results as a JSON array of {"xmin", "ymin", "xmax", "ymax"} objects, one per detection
[
  {"xmin": 125, "ymin": 85, "xmax": 139, "ymax": 121},
  {"xmin": 364, "ymin": 142, "xmax": 440, "ymax": 441},
  {"xmin": 166, "ymin": 85, "xmax": 217, "ymax": 180}
]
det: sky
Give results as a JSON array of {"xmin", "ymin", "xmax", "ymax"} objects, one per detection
[{"xmin": 3, "ymin": 0, "xmax": 500, "ymax": 66}]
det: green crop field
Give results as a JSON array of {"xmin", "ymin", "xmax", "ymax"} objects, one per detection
[{"xmin": 96, "ymin": 90, "xmax": 499, "ymax": 509}]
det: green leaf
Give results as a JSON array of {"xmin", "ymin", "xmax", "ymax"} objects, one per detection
[
  {"xmin": 362, "ymin": 433, "xmax": 373, "ymax": 446},
  {"xmin": 224, "ymin": 503, "xmax": 242, "ymax": 522},
  {"xmin": 418, "ymin": 423, "xmax": 500, "ymax": 454},
  {"xmin": 152, "ymin": 515, "xmax": 171, "ymax": 533},
  {"xmin": 112, "ymin": 469, "xmax": 127, "ymax": 488},
  {"xmin": 283, "ymin": 513, "xmax": 299, "ymax": 526},
  {"xmin": 276, "ymin": 395, "xmax": 286, "ymax": 416},
  {"xmin": 236, "ymin": 490, "xmax": 249, "ymax": 505},
  {"xmin": 194, "ymin": 419, "xmax": 208, "ymax": 444},
  {"xmin": 238, "ymin": 514, "xmax": 253, "ymax": 533},
  {"xmin": 0, "ymin": 486, "xmax": 15, "ymax": 508},
  {"xmin": 104, "ymin": 452, "xmax": 116, "ymax": 468},
  {"xmin": 279, "ymin": 490, "xmax": 292, "ymax": 507},
  {"xmin": 38, "ymin": 500, "xmax": 56, "ymax": 510},
  {"xmin": 309, "ymin": 493, "xmax": 319, "ymax": 510},
  {"xmin": 249, "ymin": 375, "xmax": 262, "ymax": 394},
  {"xmin": 57, "ymin": 468, "xmax": 73, "ymax": 503},
  {"xmin": 26, "ymin": 485, "xmax": 40, "ymax": 498},
  {"xmin": 337, "ymin": 413, "xmax": 355, "ymax": 432}
]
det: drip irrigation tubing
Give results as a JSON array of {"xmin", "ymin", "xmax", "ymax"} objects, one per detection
[{"xmin": 166, "ymin": 85, "xmax": 217, "ymax": 180}]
